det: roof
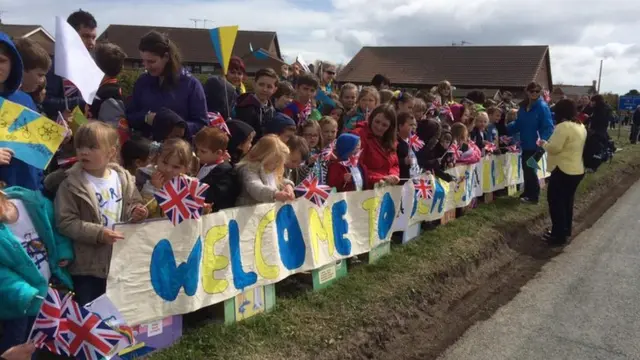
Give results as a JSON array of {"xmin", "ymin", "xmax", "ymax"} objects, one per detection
[
  {"xmin": 553, "ymin": 85, "xmax": 595, "ymax": 96},
  {"xmin": 0, "ymin": 24, "xmax": 55, "ymax": 53},
  {"xmin": 241, "ymin": 50, "xmax": 286, "ymax": 73},
  {"xmin": 337, "ymin": 45, "xmax": 551, "ymax": 89},
  {"xmin": 98, "ymin": 24, "xmax": 283, "ymax": 66}
]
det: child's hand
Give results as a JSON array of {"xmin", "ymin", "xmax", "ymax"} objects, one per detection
[
  {"xmin": 274, "ymin": 191, "xmax": 294, "ymax": 202},
  {"xmin": 130, "ymin": 205, "xmax": 149, "ymax": 223},
  {"xmin": 405, "ymin": 156, "xmax": 412, "ymax": 165},
  {"xmin": 308, "ymin": 154, "xmax": 319, "ymax": 165},
  {"xmin": 0, "ymin": 148, "xmax": 13, "ymax": 165},
  {"xmin": 1, "ymin": 342, "xmax": 37, "ymax": 360},
  {"xmin": 101, "ymin": 228, "xmax": 125, "ymax": 244},
  {"xmin": 203, "ymin": 203, "xmax": 213, "ymax": 214},
  {"xmin": 536, "ymin": 139, "xmax": 547, "ymax": 147},
  {"xmin": 223, "ymin": 151, "xmax": 231, "ymax": 162},
  {"xmin": 344, "ymin": 172, "xmax": 352, "ymax": 183},
  {"xmin": 283, "ymin": 184, "xmax": 296, "ymax": 198},
  {"xmin": 58, "ymin": 260, "xmax": 69, "ymax": 267},
  {"xmin": 151, "ymin": 171, "xmax": 166, "ymax": 189},
  {"xmin": 383, "ymin": 175, "xmax": 400, "ymax": 185}
]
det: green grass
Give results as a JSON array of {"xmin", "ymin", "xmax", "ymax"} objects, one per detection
[{"xmin": 149, "ymin": 128, "xmax": 639, "ymax": 360}]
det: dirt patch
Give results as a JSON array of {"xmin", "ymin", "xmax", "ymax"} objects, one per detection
[{"xmin": 317, "ymin": 163, "xmax": 640, "ymax": 360}]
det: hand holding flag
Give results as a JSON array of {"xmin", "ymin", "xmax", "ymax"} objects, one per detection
[
  {"xmin": 154, "ymin": 176, "xmax": 210, "ymax": 226},
  {"xmin": 294, "ymin": 175, "xmax": 331, "ymax": 207},
  {"xmin": 409, "ymin": 133, "xmax": 425, "ymax": 152}
]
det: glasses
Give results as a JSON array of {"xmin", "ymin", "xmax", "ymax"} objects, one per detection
[{"xmin": 303, "ymin": 133, "xmax": 319, "ymax": 138}]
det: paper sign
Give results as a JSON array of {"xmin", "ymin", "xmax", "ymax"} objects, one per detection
[
  {"xmin": 0, "ymin": 97, "xmax": 66, "ymax": 169},
  {"xmin": 210, "ymin": 26, "xmax": 239, "ymax": 75},
  {"xmin": 146, "ymin": 320, "xmax": 163, "ymax": 337},
  {"xmin": 54, "ymin": 16, "xmax": 104, "ymax": 104},
  {"xmin": 70, "ymin": 106, "xmax": 88, "ymax": 134}
]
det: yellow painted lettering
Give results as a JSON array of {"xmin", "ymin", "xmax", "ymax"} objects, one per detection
[
  {"xmin": 254, "ymin": 209, "xmax": 279, "ymax": 279},
  {"xmin": 202, "ymin": 225, "xmax": 229, "ymax": 294},
  {"xmin": 362, "ymin": 197, "xmax": 380, "ymax": 247},
  {"xmin": 309, "ymin": 207, "xmax": 335, "ymax": 263}
]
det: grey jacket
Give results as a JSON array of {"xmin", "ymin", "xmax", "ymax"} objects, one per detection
[{"xmin": 235, "ymin": 164, "xmax": 294, "ymax": 207}]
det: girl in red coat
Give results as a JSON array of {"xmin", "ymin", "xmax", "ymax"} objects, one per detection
[
  {"xmin": 327, "ymin": 133, "xmax": 367, "ymax": 192},
  {"xmin": 353, "ymin": 104, "xmax": 400, "ymax": 188}
]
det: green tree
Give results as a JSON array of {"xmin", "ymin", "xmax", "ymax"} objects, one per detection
[{"xmin": 624, "ymin": 89, "xmax": 639, "ymax": 96}]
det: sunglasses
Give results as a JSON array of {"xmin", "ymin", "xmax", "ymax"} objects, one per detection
[{"xmin": 325, "ymin": 70, "xmax": 336, "ymax": 75}]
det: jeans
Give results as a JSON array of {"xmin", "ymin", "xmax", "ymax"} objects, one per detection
[
  {"xmin": 547, "ymin": 168, "xmax": 584, "ymax": 238},
  {"xmin": 521, "ymin": 149, "xmax": 542, "ymax": 201},
  {"xmin": 72, "ymin": 275, "xmax": 107, "ymax": 306},
  {"xmin": 0, "ymin": 316, "xmax": 36, "ymax": 359}
]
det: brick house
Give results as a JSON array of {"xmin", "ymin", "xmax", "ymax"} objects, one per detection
[{"xmin": 0, "ymin": 24, "xmax": 55, "ymax": 54}]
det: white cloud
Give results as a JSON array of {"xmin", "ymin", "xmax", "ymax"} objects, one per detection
[{"xmin": 1, "ymin": 0, "xmax": 637, "ymax": 93}]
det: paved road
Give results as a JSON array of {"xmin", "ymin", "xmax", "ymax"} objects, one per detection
[{"xmin": 438, "ymin": 180, "xmax": 640, "ymax": 360}]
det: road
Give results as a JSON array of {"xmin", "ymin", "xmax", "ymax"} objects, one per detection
[{"xmin": 438, "ymin": 180, "xmax": 640, "ymax": 360}]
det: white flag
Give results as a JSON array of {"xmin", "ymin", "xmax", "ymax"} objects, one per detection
[
  {"xmin": 54, "ymin": 16, "xmax": 104, "ymax": 104},
  {"xmin": 295, "ymin": 54, "xmax": 311, "ymax": 73}
]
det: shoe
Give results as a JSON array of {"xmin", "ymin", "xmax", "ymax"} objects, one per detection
[
  {"xmin": 520, "ymin": 197, "xmax": 539, "ymax": 205},
  {"xmin": 545, "ymin": 235, "xmax": 567, "ymax": 247}
]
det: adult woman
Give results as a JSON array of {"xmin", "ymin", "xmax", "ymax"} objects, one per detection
[
  {"xmin": 226, "ymin": 56, "xmax": 246, "ymax": 95},
  {"xmin": 586, "ymin": 94, "xmax": 612, "ymax": 135},
  {"xmin": 537, "ymin": 99, "xmax": 586, "ymax": 246},
  {"xmin": 316, "ymin": 61, "xmax": 337, "ymax": 94},
  {"xmin": 126, "ymin": 31, "xmax": 207, "ymax": 140},
  {"xmin": 507, "ymin": 82, "xmax": 554, "ymax": 204}
]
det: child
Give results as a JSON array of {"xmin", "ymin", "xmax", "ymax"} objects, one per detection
[
  {"xmin": 55, "ymin": 122, "xmax": 148, "ymax": 305},
  {"xmin": 227, "ymin": 120, "xmax": 256, "ymax": 166},
  {"xmin": 29, "ymin": 80, "xmax": 47, "ymax": 114},
  {"xmin": 285, "ymin": 135, "xmax": 310, "ymax": 185},
  {"xmin": 234, "ymin": 68, "xmax": 279, "ymax": 141},
  {"xmin": 486, "ymin": 106, "xmax": 502, "ymax": 143},
  {"xmin": 470, "ymin": 111, "xmax": 490, "ymax": 152},
  {"xmin": 282, "ymin": 73, "xmax": 319, "ymax": 125},
  {"xmin": 343, "ymin": 86, "xmax": 380, "ymax": 131},
  {"xmin": 433, "ymin": 123, "xmax": 456, "ymax": 171},
  {"xmin": 396, "ymin": 112, "xmax": 421, "ymax": 183},
  {"xmin": 121, "ymin": 135, "xmax": 151, "ymax": 176},
  {"xmin": 227, "ymin": 56, "xmax": 246, "ymax": 95},
  {"xmin": 339, "ymin": 83, "xmax": 358, "ymax": 115},
  {"xmin": 353, "ymin": 104, "xmax": 400, "ymax": 187},
  {"xmin": 264, "ymin": 112, "xmax": 297, "ymax": 143},
  {"xmin": 299, "ymin": 121, "xmax": 329, "ymax": 184},
  {"xmin": 0, "ymin": 33, "xmax": 47, "ymax": 191},
  {"xmin": 450, "ymin": 122, "xmax": 482, "ymax": 165},
  {"xmin": 413, "ymin": 98, "xmax": 427, "ymax": 122},
  {"xmin": 320, "ymin": 100, "xmax": 344, "ymax": 122},
  {"xmin": 235, "ymin": 135, "xmax": 295, "ymax": 206},
  {"xmin": 0, "ymin": 186, "xmax": 74, "ymax": 354},
  {"xmin": 435, "ymin": 80, "xmax": 454, "ymax": 105},
  {"xmin": 450, "ymin": 103, "xmax": 471, "ymax": 126},
  {"xmin": 14, "ymin": 38, "xmax": 51, "ymax": 95},
  {"xmin": 416, "ymin": 119, "xmax": 454, "ymax": 182},
  {"xmin": 273, "ymin": 81, "xmax": 294, "ymax": 111},
  {"xmin": 327, "ymin": 133, "xmax": 367, "ymax": 192},
  {"xmin": 194, "ymin": 127, "xmax": 238, "ymax": 212},
  {"xmin": 379, "ymin": 89, "xmax": 394, "ymax": 105},
  {"xmin": 319, "ymin": 116, "xmax": 339, "ymax": 145},
  {"xmin": 394, "ymin": 92, "xmax": 415, "ymax": 114},
  {"xmin": 89, "ymin": 42, "xmax": 126, "ymax": 123}
]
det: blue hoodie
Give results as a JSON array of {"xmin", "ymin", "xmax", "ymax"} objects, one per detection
[
  {"xmin": 0, "ymin": 32, "xmax": 44, "ymax": 191},
  {"xmin": 126, "ymin": 69, "xmax": 208, "ymax": 140},
  {"xmin": 507, "ymin": 97, "xmax": 554, "ymax": 151}
]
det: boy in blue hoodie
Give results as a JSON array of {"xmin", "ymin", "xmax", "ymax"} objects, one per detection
[{"xmin": 0, "ymin": 32, "xmax": 46, "ymax": 191}]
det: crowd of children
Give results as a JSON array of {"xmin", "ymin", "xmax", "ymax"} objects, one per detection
[{"xmin": 0, "ymin": 9, "xmax": 561, "ymax": 358}]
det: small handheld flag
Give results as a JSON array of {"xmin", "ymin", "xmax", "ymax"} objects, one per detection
[
  {"xmin": 484, "ymin": 142, "xmax": 497, "ymax": 153},
  {"xmin": 207, "ymin": 112, "xmax": 230, "ymax": 135},
  {"xmin": 154, "ymin": 176, "xmax": 210, "ymax": 226},
  {"xmin": 409, "ymin": 133, "xmax": 425, "ymax": 152},
  {"xmin": 413, "ymin": 177, "xmax": 434, "ymax": 200},
  {"xmin": 294, "ymin": 175, "xmax": 331, "ymax": 207}
]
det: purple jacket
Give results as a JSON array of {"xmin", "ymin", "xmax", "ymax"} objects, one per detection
[{"xmin": 126, "ymin": 70, "xmax": 208, "ymax": 139}]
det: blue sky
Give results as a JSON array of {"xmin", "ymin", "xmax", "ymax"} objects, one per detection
[{"xmin": 1, "ymin": 0, "xmax": 638, "ymax": 94}]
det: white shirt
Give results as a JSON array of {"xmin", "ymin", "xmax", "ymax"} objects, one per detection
[
  {"xmin": 350, "ymin": 166, "xmax": 363, "ymax": 191},
  {"xmin": 197, "ymin": 163, "xmax": 219, "ymax": 180},
  {"xmin": 85, "ymin": 170, "xmax": 123, "ymax": 229},
  {"xmin": 7, "ymin": 200, "xmax": 51, "ymax": 282}
]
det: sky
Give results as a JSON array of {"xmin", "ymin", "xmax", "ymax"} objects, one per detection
[{"xmin": 1, "ymin": 0, "xmax": 638, "ymax": 94}]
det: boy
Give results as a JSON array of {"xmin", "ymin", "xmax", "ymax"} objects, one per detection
[
  {"xmin": 285, "ymin": 135, "xmax": 310, "ymax": 185},
  {"xmin": 194, "ymin": 127, "xmax": 238, "ymax": 212},
  {"xmin": 234, "ymin": 68, "xmax": 278, "ymax": 141},
  {"xmin": 282, "ymin": 73, "xmax": 319, "ymax": 125},
  {"xmin": 14, "ymin": 38, "xmax": 51, "ymax": 94},
  {"xmin": 89, "ymin": 42, "xmax": 126, "ymax": 124},
  {"xmin": 0, "ymin": 32, "xmax": 48, "ymax": 191},
  {"xmin": 273, "ymin": 81, "xmax": 294, "ymax": 111},
  {"xmin": 486, "ymin": 106, "xmax": 502, "ymax": 143},
  {"xmin": 151, "ymin": 107, "xmax": 187, "ymax": 142},
  {"xmin": 264, "ymin": 113, "xmax": 296, "ymax": 143}
]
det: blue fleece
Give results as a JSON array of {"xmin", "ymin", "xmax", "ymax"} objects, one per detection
[
  {"xmin": 0, "ymin": 32, "xmax": 44, "ymax": 191},
  {"xmin": 0, "ymin": 187, "xmax": 74, "ymax": 319},
  {"xmin": 507, "ymin": 97, "xmax": 554, "ymax": 150}
]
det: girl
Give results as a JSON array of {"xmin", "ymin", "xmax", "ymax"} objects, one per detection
[
  {"xmin": 343, "ymin": 86, "xmax": 380, "ymax": 131},
  {"xmin": 327, "ymin": 133, "xmax": 367, "ymax": 192},
  {"xmin": 321, "ymin": 100, "xmax": 344, "ymax": 122},
  {"xmin": 236, "ymin": 135, "xmax": 295, "ymax": 206},
  {"xmin": 353, "ymin": 104, "xmax": 400, "ymax": 187},
  {"xmin": 394, "ymin": 92, "xmax": 415, "ymax": 115},
  {"xmin": 319, "ymin": 116, "xmax": 339, "ymax": 145},
  {"xmin": 317, "ymin": 61, "xmax": 337, "ymax": 94},
  {"xmin": 55, "ymin": 122, "xmax": 148, "ymax": 306},
  {"xmin": 339, "ymin": 83, "xmax": 358, "ymax": 115},
  {"xmin": 227, "ymin": 120, "xmax": 256, "ymax": 166},
  {"xmin": 433, "ymin": 124, "xmax": 456, "ymax": 171},
  {"xmin": 450, "ymin": 122, "xmax": 481, "ymax": 165},
  {"xmin": 299, "ymin": 121, "xmax": 328, "ymax": 184},
  {"xmin": 413, "ymin": 98, "xmax": 427, "ymax": 122},
  {"xmin": 121, "ymin": 135, "xmax": 151, "ymax": 177},
  {"xmin": 396, "ymin": 112, "xmax": 421, "ymax": 183},
  {"xmin": 470, "ymin": 111, "xmax": 490, "ymax": 153},
  {"xmin": 450, "ymin": 103, "xmax": 472, "ymax": 126},
  {"xmin": 416, "ymin": 119, "xmax": 454, "ymax": 182},
  {"xmin": 379, "ymin": 89, "xmax": 394, "ymax": 105},
  {"xmin": 0, "ymin": 186, "xmax": 74, "ymax": 355},
  {"xmin": 434, "ymin": 80, "xmax": 454, "ymax": 105}
]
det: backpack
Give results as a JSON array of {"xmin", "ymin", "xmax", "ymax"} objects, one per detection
[{"xmin": 583, "ymin": 130, "xmax": 615, "ymax": 172}]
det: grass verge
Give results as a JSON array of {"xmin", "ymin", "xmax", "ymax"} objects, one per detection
[{"xmin": 150, "ymin": 128, "xmax": 639, "ymax": 360}]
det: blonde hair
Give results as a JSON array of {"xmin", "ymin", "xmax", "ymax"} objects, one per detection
[
  {"xmin": 451, "ymin": 122, "xmax": 469, "ymax": 144},
  {"xmin": 238, "ymin": 134, "xmax": 290, "ymax": 182},
  {"xmin": 379, "ymin": 89, "xmax": 394, "ymax": 104},
  {"xmin": 413, "ymin": 98, "xmax": 427, "ymax": 114},
  {"xmin": 319, "ymin": 116, "xmax": 338, "ymax": 129},
  {"xmin": 436, "ymin": 80, "xmax": 454, "ymax": 103},
  {"xmin": 339, "ymin": 83, "xmax": 358, "ymax": 98},
  {"xmin": 158, "ymin": 138, "xmax": 193, "ymax": 169},
  {"xmin": 506, "ymin": 108, "xmax": 518, "ymax": 122},
  {"xmin": 357, "ymin": 86, "xmax": 380, "ymax": 110},
  {"xmin": 74, "ymin": 121, "xmax": 119, "ymax": 152}
]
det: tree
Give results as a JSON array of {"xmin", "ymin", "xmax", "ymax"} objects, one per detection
[
  {"xmin": 602, "ymin": 92, "xmax": 619, "ymax": 109},
  {"xmin": 624, "ymin": 89, "xmax": 639, "ymax": 96}
]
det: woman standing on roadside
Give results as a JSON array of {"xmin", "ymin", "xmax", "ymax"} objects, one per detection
[{"xmin": 537, "ymin": 99, "xmax": 586, "ymax": 246}]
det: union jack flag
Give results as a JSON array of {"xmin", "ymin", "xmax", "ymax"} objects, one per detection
[
  {"xmin": 63, "ymin": 79, "xmax": 78, "ymax": 97},
  {"xmin": 413, "ymin": 177, "xmax": 434, "ymax": 200},
  {"xmin": 409, "ymin": 133, "xmax": 425, "ymax": 152},
  {"xmin": 439, "ymin": 105, "xmax": 454, "ymax": 121},
  {"xmin": 58, "ymin": 300, "xmax": 125, "ymax": 360},
  {"xmin": 30, "ymin": 288, "xmax": 72, "ymax": 351},
  {"xmin": 154, "ymin": 176, "xmax": 210, "ymax": 226},
  {"xmin": 207, "ymin": 112, "xmax": 230, "ymax": 135},
  {"xmin": 340, "ymin": 149, "xmax": 361, "ymax": 168},
  {"xmin": 294, "ymin": 175, "xmax": 331, "ymax": 207},
  {"xmin": 484, "ymin": 142, "xmax": 497, "ymax": 153},
  {"xmin": 320, "ymin": 141, "xmax": 336, "ymax": 161},
  {"xmin": 506, "ymin": 143, "xmax": 520, "ymax": 153}
]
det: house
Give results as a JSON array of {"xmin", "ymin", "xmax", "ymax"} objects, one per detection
[
  {"xmin": 0, "ymin": 24, "xmax": 55, "ymax": 54},
  {"xmin": 551, "ymin": 81, "xmax": 597, "ymax": 102},
  {"xmin": 337, "ymin": 45, "xmax": 553, "ymax": 98},
  {"xmin": 97, "ymin": 24, "xmax": 286, "ymax": 75}
]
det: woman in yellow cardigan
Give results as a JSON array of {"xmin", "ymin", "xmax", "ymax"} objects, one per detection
[{"xmin": 537, "ymin": 99, "xmax": 587, "ymax": 246}]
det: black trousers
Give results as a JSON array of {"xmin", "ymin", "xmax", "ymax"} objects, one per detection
[
  {"xmin": 631, "ymin": 123, "xmax": 640, "ymax": 144},
  {"xmin": 521, "ymin": 149, "xmax": 542, "ymax": 201},
  {"xmin": 547, "ymin": 168, "xmax": 584, "ymax": 238}
]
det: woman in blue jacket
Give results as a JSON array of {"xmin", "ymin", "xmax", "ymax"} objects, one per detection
[
  {"xmin": 0, "ymin": 187, "xmax": 74, "ymax": 356},
  {"xmin": 508, "ymin": 82, "xmax": 554, "ymax": 204},
  {"xmin": 126, "ymin": 31, "xmax": 208, "ymax": 140}
]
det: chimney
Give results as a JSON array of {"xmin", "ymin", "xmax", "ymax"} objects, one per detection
[{"xmin": 592, "ymin": 80, "xmax": 597, "ymax": 92}]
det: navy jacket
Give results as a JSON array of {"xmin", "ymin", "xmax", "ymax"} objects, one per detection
[{"xmin": 43, "ymin": 57, "xmax": 85, "ymax": 119}]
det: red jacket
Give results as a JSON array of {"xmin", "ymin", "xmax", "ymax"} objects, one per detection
[
  {"xmin": 327, "ymin": 161, "xmax": 368, "ymax": 192},
  {"xmin": 353, "ymin": 126, "xmax": 400, "ymax": 188}
]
